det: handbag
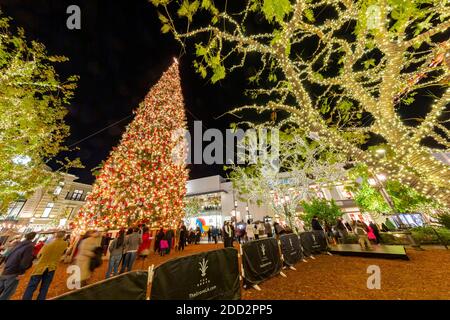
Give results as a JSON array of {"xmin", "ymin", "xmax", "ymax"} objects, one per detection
[{"xmin": 160, "ymin": 240, "xmax": 169, "ymax": 249}]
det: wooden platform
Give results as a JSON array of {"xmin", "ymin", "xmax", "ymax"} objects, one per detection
[{"xmin": 329, "ymin": 244, "xmax": 409, "ymax": 260}]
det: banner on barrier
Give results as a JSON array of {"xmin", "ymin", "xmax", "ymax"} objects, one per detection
[
  {"xmin": 312, "ymin": 230, "xmax": 328, "ymax": 252},
  {"xmin": 299, "ymin": 232, "xmax": 313, "ymax": 256},
  {"xmin": 241, "ymin": 237, "xmax": 282, "ymax": 286},
  {"xmin": 300, "ymin": 231, "xmax": 327, "ymax": 256},
  {"xmin": 150, "ymin": 248, "xmax": 240, "ymax": 300},
  {"xmin": 54, "ymin": 271, "xmax": 148, "ymax": 300},
  {"xmin": 279, "ymin": 233, "xmax": 303, "ymax": 266}
]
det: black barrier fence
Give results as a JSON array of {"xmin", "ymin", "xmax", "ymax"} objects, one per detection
[
  {"xmin": 241, "ymin": 238, "xmax": 282, "ymax": 287},
  {"xmin": 279, "ymin": 233, "xmax": 303, "ymax": 266},
  {"xmin": 150, "ymin": 248, "xmax": 240, "ymax": 300},
  {"xmin": 53, "ymin": 235, "xmax": 329, "ymax": 299},
  {"xmin": 53, "ymin": 271, "xmax": 148, "ymax": 300},
  {"xmin": 312, "ymin": 231, "xmax": 328, "ymax": 252},
  {"xmin": 299, "ymin": 231, "xmax": 328, "ymax": 256},
  {"xmin": 299, "ymin": 232, "xmax": 313, "ymax": 257}
]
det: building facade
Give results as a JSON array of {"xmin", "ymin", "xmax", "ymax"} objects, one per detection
[
  {"xmin": 184, "ymin": 175, "xmax": 366, "ymax": 230},
  {"xmin": 0, "ymin": 173, "xmax": 92, "ymax": 232}
]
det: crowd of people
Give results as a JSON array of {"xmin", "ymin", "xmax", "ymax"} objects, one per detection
[
  {"xmin": 0, "ymin": 216, "xmax": 386, "ymax": 300},
  {"xmin": 0, "ymin": 231, "xmax": 68, "ymax": 300}
]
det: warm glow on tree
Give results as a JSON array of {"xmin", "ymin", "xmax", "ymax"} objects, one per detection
[{"xmin": 74, "ymin": 61, "xmax": 188, "ymax": 232}]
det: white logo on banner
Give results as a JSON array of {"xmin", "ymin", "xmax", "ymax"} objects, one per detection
[
  {"xmin": 199, "ymin": 258, "xmax": 209, "ymax": 277},
  {"xmin": 260, "ymin": 243, "xmax": 266, "ymax": 256}
]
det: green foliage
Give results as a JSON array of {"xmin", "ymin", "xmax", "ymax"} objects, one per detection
[
  {"xmin": 385, "ymin": 180, "xmax": 432, "ymax": 213},
  {"xmin": 437, "ymin": 213, "xmax": 450, "ymax": 230},
  {"xmin": 262, "ymin": 0, "xmax": 292, "ymax": 24},
  {"xmin": 177, "ymin": 0, "xmax": 199, "ymax": 23},
  {"xmin": 353, "ymin": 182, "xmax": 393, "ymax": 214},
  {"xmin": 301, "ymin": 198, "xmax": 343, "ymax": 227},
  {"xmin": 0, "ymin": 13, "xmax": 79, "ymax": 211},
  {"xmin": 379, "ymin": 227, "xmax": 450, "ymax": 245},
  {"xmin": 193, "ymin": 40, "xmax": 225, "ymax": 83}
]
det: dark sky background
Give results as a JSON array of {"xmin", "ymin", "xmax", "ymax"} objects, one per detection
[
  {"xmin": 0, "ymin": 0, "xmax": 251, "ymax": 184},
  {"xmin": 1, "ymin": 0, "xmax": 447, "ymax": 184}
]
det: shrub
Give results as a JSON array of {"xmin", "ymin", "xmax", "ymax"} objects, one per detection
[
  {"xmin": 411, "ymin": 227, "xmax": 450, "ymax": 245},
  {"xmin": 301, "ymin": 198, "xmax": 343, "ymax": 228},
  {"xmin": 437, "ymin": 213, "xmax": 450, "ymax": 230}
]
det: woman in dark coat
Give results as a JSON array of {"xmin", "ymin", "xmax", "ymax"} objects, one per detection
[
  {"xmin": 154, "ymin": 227, "xmax": 164, "ymax": 254},
  {"xmin": 178, "ymin": 225, "xmax": 187, "ymax": 251}
]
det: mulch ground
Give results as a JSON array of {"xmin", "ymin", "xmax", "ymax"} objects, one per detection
[{"xmin": 11, "ymin": 244, "xmax": 450, "ymax": 300}]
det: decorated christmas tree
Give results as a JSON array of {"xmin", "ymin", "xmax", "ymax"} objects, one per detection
[{"xmin": 75, "ymin": 60, "xmax": 188, "ymax": 232}]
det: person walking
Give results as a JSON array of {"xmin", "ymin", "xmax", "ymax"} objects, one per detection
[
  {"xmin": 212, "ymin": 226, "xmax": 218, "ymax": 244},
  {"xmin": 165, "ymin": 228, "xmax": 174, "ymax": 254},
  {"xmin": 105, "ymin": 229, "xmax": 125, "ymax": 279},
  {"xmin": 336, "ymin": 218, "xmax": 348, "ymax": 243},
  {"xmin": 264, "ymin": 220, "xmax": 273, "ymax": 238},
  {"xmin": 366, "ymin": 223, "xmax": 377, "ymax": 244},
  {"xmin": 0, "ymin": 232, "xmax": 36, "ymax": 300},
  {"xmin": 245, "ymin": 220, "xmax": 255, "ymax": 242},
  {"xmin": 273, "ymin": 222, "xmax": 286, "ymax": 240},
  {"xmin": 369, "ymin": 221, "xmax": 382, "ymax": 244},
  {"xmin": 253, "ymin": 223, "xmax": 259, "ymax": 240},
  {"xmin": 74, "ymin": 230, "xmax": 101, "ymax": 287},
  {"xmin": 354, "ymin": 221, "xmax": 372, "ymax": 250},
  {"xmin": 159, "ymin": 232, "xmax": 169, "ymax": 257},
  {"xmin": 120, "ymin": 227, "xmax": 142, "ymax": 273},
  {"xmin": 207, "ymin": 228, "xmax": 212, "ymax": 243},
  {"xmin": 223, "ymin": 221, "xmax": 233, "ymax": 248},
  {"xmin": 137, "ymin": 226, "xmax": 151, "ymax": 260},
  {"xmin": 178, "ymin": 224, "xmax": 187, "ymax": 251},
  {"xmin": 22, "ymin": 231, "xmax": 68, "ymax": 300},
  {"xmin": 155, "ymin": 227, "xmax": 164, "ymax": 254}
]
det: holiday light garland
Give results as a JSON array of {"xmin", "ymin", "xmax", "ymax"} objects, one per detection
[
  {"xmin": 74, "ymin": 61, "xmax": 188, "ymax": 232},
  {"xmin": 152, "ymin": 0, "xmax": 450, "ymax": 206}
]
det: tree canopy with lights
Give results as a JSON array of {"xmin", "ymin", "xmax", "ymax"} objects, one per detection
[
  {"xmin": 151, "ymin": 0, "xmax": 450, "ymax": 206},
  {"xmin": 228, "ymin": 126, "xmax": 347, "ymax": 229},
  {"xmin": 0, "ymin": 13, "xmax": 79, "ymax": 212},
  {"xmin": 75, "ymin": 61, "xmax": 188, "ymax": 232}
]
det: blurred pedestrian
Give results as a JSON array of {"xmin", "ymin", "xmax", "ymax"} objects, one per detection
[
  {"xmin": 105, "ymin": 229, "xmax": 125, "ymax": 279},
  {"xmin": 22, "ymin": 231, "xmax": 68, "ymax": 300},
  {"xmin": 245, "ymin": 220, "xmax": 254, "ymax": 242},
  {"xmin": 75, "ymin": 230, "xmax": 101, "ymax": 287},
  {"xmin": 0, "ymin": 232, "xmax": 36, "ymax": 300},
  {"xmin": 120, "ymin": 227, "xmax": 142, "ymax": 273},
  {"xmin": 137, "ymin": 226, "xmax": 151, "ymax": 259},
  {"xmin": 178, "ymin": 223, "xmax": 187, "ymax": 251}
]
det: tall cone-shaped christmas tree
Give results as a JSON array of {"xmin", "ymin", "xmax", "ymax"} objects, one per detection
[{"xmin": 74, "ymin": 60, "xmax": 188, "ymax": 232}]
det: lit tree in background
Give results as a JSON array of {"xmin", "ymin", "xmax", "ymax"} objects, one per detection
[
  {"xmin": 75, "ymin": 60, "xmax": 188, "ymax": 232},
  {"xmin": 0, "ymin": 13, "xmax": 80, "ymax": 211},
  {"xmin": 151, "ymin": 0, "xmax": 450, "ymax": 206},
  {"xmin": 228, "ymin": 126, "xmax": 347, "ymax": 230}
]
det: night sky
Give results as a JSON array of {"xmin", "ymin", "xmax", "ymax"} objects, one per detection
[
  {"xmin": 0, "ymin": 0, "xmax": 252, "ymax": 183},
  {"xmin": 1, "ymin": 1, "xmax": 447, "ymax": 184}
]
